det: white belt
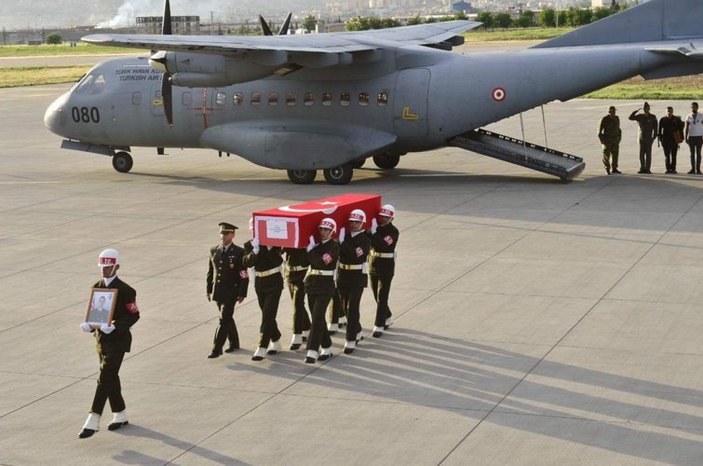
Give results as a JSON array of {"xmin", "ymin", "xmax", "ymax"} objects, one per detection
[
  {"xmin": 307, "ymin": 268, "xmax": 335, "ymax": 276},
  {"xmin": 255, "ymin": 266, "xmax": 281, "ymax": 277},
  {"xmin": 339, "ymin": 263, "xmax": 364, "ymax": 270},
  {"xmin": 371, "ymin": 252, "xmax": 395, "ymax": 258},
  {"xmin": 287, "ymin": 265, "xmax": 307, "ymax": 272}
]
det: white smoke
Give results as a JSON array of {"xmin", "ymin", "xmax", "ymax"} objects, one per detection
[{"xmin": 97, "ymin": 0, "xmax": 160, "ymax": 29}]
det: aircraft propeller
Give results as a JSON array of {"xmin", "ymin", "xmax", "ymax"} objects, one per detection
[{"xmin": 156, "ymin": 0, "xmax": 173, "ymax": 126}]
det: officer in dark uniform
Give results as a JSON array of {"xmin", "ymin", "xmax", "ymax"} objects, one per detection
[
  {"xmin": 78, "ymin": 248, "xmax": 140, "ymax": 439},
  {"xmin": 244, "ymin": 220, "xmax": 284, "ymax": 361},
  {"xmin": 304, "ymin": 217, "xmax": 339, "ymax": 363},
  {"xmin": 369, "ymin": 204, "xmax": 399, "ymax": 338},
  {"xmin": 337, "ymin": 209, "xmax": 372, "ymax": 354},
  {"xmin": 283, "ymin": 247, "xmax": 311, "ymax": 350},
  {"xmin": 206, "ymin": 222, "xmax": 249, "ymax": 358},
  {"xmin": 658, "ymin": 106, "xmax": 684, "ymax": 173}
]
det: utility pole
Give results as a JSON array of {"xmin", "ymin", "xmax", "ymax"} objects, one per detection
[{"xmin": 210, "ymin": 11, "xmax": 214, "ymax": 35}]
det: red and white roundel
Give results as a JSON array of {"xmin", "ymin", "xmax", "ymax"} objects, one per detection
[{"xmin": 492, "ymin": 87, "xmax": 506, "ymax": 102}]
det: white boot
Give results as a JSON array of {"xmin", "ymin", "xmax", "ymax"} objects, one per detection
[
  {"xmin": 251, "ymin": 347, "xmax": 267, "ymax": 361},
  {"xmin": 302, "ymin": 330, "xmax": 310, "ymax": 341},
  {"xmin": 290, "ymin": 333, "xmax": 303, "ymax": 350},
  {"xmin": 305, "ymin": 349, "xmax": 319, "ymax": 364},
  {"xmin": 338, "ymin": 316, "xmax": 347, "ymax": 328},
  {"xmin": 318, "ymin": 346, "xmax": 333, "ymax": 361},
  {"xmin": 356, "ymin": 330, "xmax": 364, "ymax": 342},
  {"xmin": 78, "ymin": 412, "xmax": 100, "ymax": 439},
  {"xmin": 327, "ymin": 322, "xmax": 339, "ymax": 333},
  {"xmin": 343, "ymin": 340, "xmax": 356, "ymax": 354},
  {"xmin": 267, "ymin": 339, "xmax": 282, "ymax": 355},
  {"xmin": 384, "ymin": 317, "xmax": 393, "ymax": 329},
  {"xmin": 372, "ymin": 326, "xmax": 384, "ymax": 338},
  {"xmin": 108, "ymin": 410, "xmax": 129, "ymax": 431}
]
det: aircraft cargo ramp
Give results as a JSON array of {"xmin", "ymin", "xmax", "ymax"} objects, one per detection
[{"xmin": 449, "ymin": 128, "xmax": 585, "ymax": 181}]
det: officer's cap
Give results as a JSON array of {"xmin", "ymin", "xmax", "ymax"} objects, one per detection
[{"xmin": 218, "ymin": 222, "xmax": 238, "ymax": 234}]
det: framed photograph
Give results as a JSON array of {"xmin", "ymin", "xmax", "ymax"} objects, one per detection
[{"xmin": 85, "ymin": 288, "xmax": 118, "ymax": 325}]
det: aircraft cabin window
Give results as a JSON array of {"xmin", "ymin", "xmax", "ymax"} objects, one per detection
[
  {"xmin": 268, "ymin": 93, "xmax": 278, "ymax": 105},
  {"xmin": 340, "ymin": 91, "xmax": 351, "ymax": 107},
  {"xmin": 286, "ymin": 92, "xmax": 296, "ymax": 106},
  {"xmin": 131, "ymin": 92, "xmax": 141, "ymax": 105},
  {"xmin": 304, "ymin": 92, "xmax": 314, "ymax": 106},
  {"xmin": 216, "ymin": 92, "xmax": 227, "ymax": 105},
  {"xmin": 182, "ymin": 92, "xmax": 192, "ymax": 106},
  {"xmin": 322, "ymin": 92, "xmax": 332, "ymax": 106},
  {"xmin": 358, "ymin": 92, "xmax": 369, "ymax": 106},
  {"xmin": 251, "ymin": 92, "xmax": 261, "ymax": 106},
  {"xmin": 233, "ymin": 93, "xmax": 243, "ymax": 105},
  {"xmin": 377, "ymin": 91, "xmax": 389, "ymax": 106}
]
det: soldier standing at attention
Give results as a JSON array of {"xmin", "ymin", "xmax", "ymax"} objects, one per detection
[
  {"xmin": 629, "ymin": 102, "xmax": 658, "ymax": 174},
  {"xmin": 244, "ymin": 219, "xmax": 284, "ymax": 361},
  {"xmin": 369, "ymin": 204, "xmax": 399, "ymax": 338},
  {"xmin": 685, "ymin": 102, "xmax": 703, "ymax": 174},
  {"xmin": 598, "ymin": 106, "xmax": 622, "ymax": 175},
  {"xmin": 283, "ymin": 247, "xmax": 311, "ymax": 350},
  {"xmin": 206, "ymin": 222, "xmax": 248, "ymax": 359},
  {"xmin": 337, "ymin": 209, "xmax": 372, "ymax": 355},
  {"xmin": 78, "ymin": 249, "xmax": 140, "ymax": 439},
  {"xmin": 303, "ymin": 218, "xmax": 339, "ymax": 363},
  {"xmin": 658, "ymin": 106, "xmax": 684, "ymax": 174}
]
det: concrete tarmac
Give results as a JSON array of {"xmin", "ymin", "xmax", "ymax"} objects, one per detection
[{"xmin": 1, "ymin": 85, "xmax": 703, "ymax": 465}]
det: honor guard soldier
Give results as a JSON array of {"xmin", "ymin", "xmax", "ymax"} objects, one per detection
[
  {"xmin": 78, "ymin": 249, "xmax": 140, "ymax": 439},
  {"xmin": 337, "ymin": 209, "xmax": 372, "ymax": 354},
  {"xmin": 369, "ymin": 204, "xmax": 399, "ymax": 338},
  {"xmin": 244, "ymin": 219, "xmax": 284, "ymax": 361},
  {"xmin": 283, "ymin": 247, "xmax": 311, "ymax": 350},
  {"xmin": 303, "ymin": 218, "xmax": 340, "ymax": 363},
  {"xmin": 206, "ymin": 222, "xmax": 248, "ymax": 358}
]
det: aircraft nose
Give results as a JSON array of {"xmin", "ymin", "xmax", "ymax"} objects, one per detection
[{"xmin": 44, "ymin": 92, "xmax": 69, "ymax": 135}]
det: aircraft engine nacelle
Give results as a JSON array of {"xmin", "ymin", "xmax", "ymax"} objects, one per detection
[{"xmin": 150, "ymin": 51, "xmax": 280, "ymax": 87}]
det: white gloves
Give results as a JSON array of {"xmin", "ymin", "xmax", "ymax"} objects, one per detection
[
  {"xmin": 306, "ymin": 235, "xmax": 317, "ymax": 252},
  {"xmin": 251, "ymin": 236, "xmax": 260, "ymax": 255},
  {"xmin": 80, "ymin": 322, "xmax": 92, "ymax": 333},
  {"xmin": 371, "ymin": 218, "xmax": 378, "ymax": 234},
  {"xmin": 338, "ymin": 227, "xmax": 346, "ymax": 244},
  {"xmin": 99, "ymin": 323, "xmax": 116, "ymax": 334}
]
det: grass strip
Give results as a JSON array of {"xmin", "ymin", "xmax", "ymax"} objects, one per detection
[{"xmin": 0, "ymin": 65, "xmax": 89, "ymax": 87}]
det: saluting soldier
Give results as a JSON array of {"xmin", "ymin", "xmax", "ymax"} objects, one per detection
[
  {"xmin": 629, "ymin": 102, "xmax": 658, "ymax": 174},
  {"xmin": 206, "ymin": 222, "xmax": 249, "ymax": 359},
  {"xmin": 369, "ymin": 204, "xmax": 399, "ymax": 338},
  {"xmin": 337, "ymin": 209, "xmax": 372, "ymax": 354},
  {"xmin": 303, "ymin": 217, "xmax": 339, "ymax": 363},
  {"xmin": 244, "ymin": 219, "xmax": 284, "ymax": 361},
  {"xmin": 283, "ymin": 247, "xmax": 311, "ymax": 350},
  {"xmin": 78, "ymin": 249, "xmax": 140, "ymax": 439}
]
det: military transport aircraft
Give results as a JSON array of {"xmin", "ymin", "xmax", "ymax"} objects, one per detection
[{"xmin": 44, "ymin": 0, "xmax": 703, "ymax": 184}]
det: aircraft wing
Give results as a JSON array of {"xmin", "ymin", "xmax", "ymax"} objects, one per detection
[{"xmin": 82, "ymin": 20, "xmax": 479, "ymax": 55}]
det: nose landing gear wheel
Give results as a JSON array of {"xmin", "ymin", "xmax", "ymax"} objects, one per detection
[
  {"xmin": 287, "ymin": 169, "xmax": 316, "ymax": 184},
  {"xmin": 112, "ymin": 151, "xmax": 133, "ymax": 173},
  {"xmin": 323, "ymin": 164, "xmax": 354, "ymax": 185}
]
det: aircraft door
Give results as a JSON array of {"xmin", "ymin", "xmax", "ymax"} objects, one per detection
[{"xmin": 393, "ymin": 68, "xmax": 430, "ymax": 138}]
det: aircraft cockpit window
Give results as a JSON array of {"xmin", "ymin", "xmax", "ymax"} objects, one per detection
[
  {"xmin": 216, "ymin": 92, "xmax": 227, "ymax": 106},
  {"xmin": 340, "ymin": 92, "xmax": 351, "ymax": 107},
  {"xmin": 304, "ymin": 92, "xmax": 314, "ymax": 106},
  {"xmin": 358, "ymin": 92, "xmax": 369, "ymax": 106},
  {"xmin": 251, "ymin": 92, "xmax": 261, "ymax": 106},
  {"xmin": 74, "ymin": 72, "xmax": 108, "ymax": 95},
  {"xmin": 286, "ymin": 92, "xmax": 296, "ymax": 106},
  {"xmin": 131, "ymin": 92, "xmax": 141, "ymax": 105},
  {"xmin": 322, "ymin": 92, "xmax": 332, "ymax": 106},
  {"xmin": 377, "ymin": 91, "xmax": 389, "ymax": 106},
  {"xmin": 268, "ymin": 93, "xmax": 279, "ymax": 105},
  {"xmin": 233, "ymin": 93, "xmax": 243, "ymax": 106}
]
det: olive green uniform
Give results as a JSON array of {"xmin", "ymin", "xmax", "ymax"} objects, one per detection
[{"xmin": 598, "ymin": 114, "xmax": 622, "ymax": 173}]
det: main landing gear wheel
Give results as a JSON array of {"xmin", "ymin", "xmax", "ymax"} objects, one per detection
[
  {"xmin": 287, "ymin": 169, "xmax": 316, "ymax": 184},
  {"xmin": 373, "ymin": 154, "xmax": 400, "ymax": 170},
  {"xmin": 323, "ymin": 164, "xmax": 354, "ymax": 185},
  {"xmin": 112, "ymin": 151, "xmax": 133, "ymax": 173}
]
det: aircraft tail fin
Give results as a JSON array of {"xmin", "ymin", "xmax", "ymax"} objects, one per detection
[{"xmin": 534, "ymin": 0, "xmax": 703, "ymax": 49}]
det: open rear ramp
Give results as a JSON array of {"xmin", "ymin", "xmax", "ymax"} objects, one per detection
[{"xmin": 449, "ymin": 128, "xmax": 585, "ymax": 181}]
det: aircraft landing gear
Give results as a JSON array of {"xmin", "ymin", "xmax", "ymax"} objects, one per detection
[
  {"xmin": 323, "ymin": 163, "xmax": 354, "ymax": 185},
  {"xmin": 112, "ymin": 151, "xmax": 133, "ymax": 173},
  {"xmin": 373, "ymin": 153, "xmax": 400, "ymax": 170},
  {"xmin": 352, "ymin": 158, "xmax": 366, "ymax": 169},
  {"xmin": 287, "ymin": 169, "xmax": 316, "ymax": 184}
]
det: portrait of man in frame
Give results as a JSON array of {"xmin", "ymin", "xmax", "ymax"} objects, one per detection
[{"xmin": 85, "ymin": 288, "xmax": 118, "ymax": 326}]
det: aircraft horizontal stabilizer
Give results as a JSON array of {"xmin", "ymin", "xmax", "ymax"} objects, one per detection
[{"xmin": 199, "ymin": 121, "xmax": 396, "ymax": 170}]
